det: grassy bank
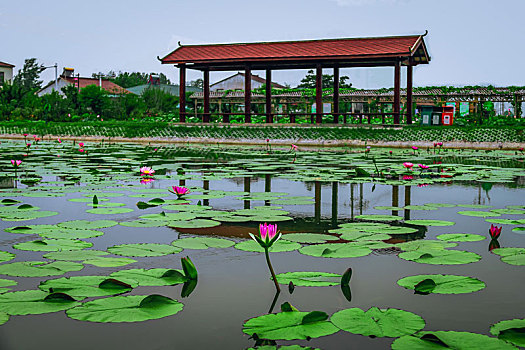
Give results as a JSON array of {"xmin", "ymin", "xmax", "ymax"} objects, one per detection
[{"xmin": 0, "ymin": 121, "xmax": 523, "ymax": 143}]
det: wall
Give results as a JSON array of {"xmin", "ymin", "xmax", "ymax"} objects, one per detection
[
  {"xmin": 0, "ymin": 66, "xmax": 13, "ymax": 84},
  {"xmin": 37, "ymin": 79, "xmax": 71, "ymax": 96},
  {"xmin": 210, "ymin": 74, "xmax": 264, "ymax": 91}
]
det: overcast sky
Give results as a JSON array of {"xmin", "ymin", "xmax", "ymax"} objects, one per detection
[{"xmin": 2, "ymin": 0, "xmax": 524, "ymax": 89}]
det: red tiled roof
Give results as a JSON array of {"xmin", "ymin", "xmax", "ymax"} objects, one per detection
[
  {"xmin": 62, "ymin": 76, "xmax": 130, "ymax": 94},
  {"xmin": 0, "ymin": 61, "xmax": 15, "ymax": 68},
  {"xmin": 161, "ymin": 35, "xmax": 423, "ymax": 64}
]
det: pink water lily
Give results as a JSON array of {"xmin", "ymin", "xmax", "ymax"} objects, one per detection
[
  {"xmin": 412, "ymin": 146, "xmax": 418, "ymax": 150},
  {"xmin": 403, "ymin": 162, "xmax": 414, "ymax": 169},
  {"xmin": 418, "ymin": 164, "xmax": 429, "ymax": 169},
  {"xmin": 78, "ymin": 142, "xmax": 84, "ymax": 147},
  {"xmin": 10, "ymin": 160, "xmax": 22, "ymax": 168},
  {"xmin": 403, "ymin": 175, "xmax": 413, "ymax": 180},
  {"xmin": 170, "ymin": 186, "xmax": 190, "ymax": 198},
  {"xmin": 140, "ymin": 166, "xmax": 155, "ymax": 176},
  {"xmin": 291, "ymin": 144, "xmax": 298, "ymax": 151},
  {"xmin": 249, "ymin": 223, "xmax": 281, "ymax": 249},
  {"xmin": 140, "ymin": 178, "xmax": 154, "ymax": 184},
  {"xmin": 489, "ymin": 224, "xmax": 502, "ymax": 240},
  {"xmin": 57, "ymin": 138, "xmax": 61, "ymax": 143}
]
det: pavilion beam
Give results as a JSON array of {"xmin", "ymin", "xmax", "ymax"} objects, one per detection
[
  {"xmin": 179, "ymin": 64, "xmax": 186, "ymax": 122},
  {"xmin": 316, "ymin": 63, "xmax": 322, "ymax": 124},
  {"xmin": 203, "ymin": 69, "xmax": 210, "ymax": 123},
  {"xmin": 245, "ymin": 65, "xmax": 252, "ymax": 123},
  {"xmin": 266, "ymin": 69, "xmax": 272, "ymax": 123},
  {"xmin": 333, "ymin": 66, "xmax": 339, "ymax": 124},
  {"xmin": 406, "ymin": 62, "xmax": 413, "ymax": 124},
  {"xmin": 393, "ymin": 60, "xmax": 401, "ymax": 124}
]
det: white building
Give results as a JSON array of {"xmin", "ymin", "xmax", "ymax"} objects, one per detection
[
  {"xmin": 0, "ymin": 61, "xmax": 15, "ymax": 84},
  {"xmin": 210, "ymin": 72, "xmax": 285, "ymax": 91}
]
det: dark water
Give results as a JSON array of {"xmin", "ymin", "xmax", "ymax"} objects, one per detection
[{"xmin": 0, "ymin": 141, "xmax": 523, "ymax": 350}]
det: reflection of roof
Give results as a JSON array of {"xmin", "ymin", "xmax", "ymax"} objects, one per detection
[
  {"xmin": 211, "ymin": 72, "xmax": 285, "ymax": 89},
  {"xmin": 62, "ymin": 76, "xmax": 130, "ymax": 94},
  {"xmin": 0, "ymin": 61, "xmax": 15, "ymax": 68},
  {"xmin": 127, "ymin": 84, "xmax": 202, "ymax": 96},
  {"xmin": 161, "ymin": 35, "xmax": 429, "ymax": 67}
]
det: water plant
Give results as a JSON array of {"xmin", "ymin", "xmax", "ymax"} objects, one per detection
[
  {"xmin": 249, "ymin": 223, "xmax": 282, "ymax": 292},
  {"xmin": 169, "ymin": 186, "xmax": 190, "ymax": 199},
  {"xmin": 139, "ymin": 166, "xmax": 155, "ymax": 177}
]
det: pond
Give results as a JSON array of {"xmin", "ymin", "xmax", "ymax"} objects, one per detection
[{"xmin": 0, "ymin": 139, "xmax": 524, "ymax": 350}]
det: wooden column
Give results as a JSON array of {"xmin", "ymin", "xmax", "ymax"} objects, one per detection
[
  {"xmin": 245, "ymin": 66, "xmax": 251, "ymax": 123},
  {"xmin": 393, "ymin": 61, "xmax": 401, "ymax": 124},
  {"xmin": 406, "ymin": 63, "xmax": 413, "ymax": 124},
  {"xmin": 266, "ymin": 69, "xmax": 272, "ymax": 123},
  {"xmin": 392, "ymin": 185, "xmax": 399, "ymax": 217},
  {"xmin": 333, "ymin": 66, "xmax": 339, "ymax": 124},
  {"xmin": 404, "ymin": 185, "xmax": 411, "ymax": 220},
  {"xmin": 331, "ymin": 181, "xmax": 338, "ymax": 227},
  {"xmin": 316, "ymin": 63, "xmax": 322, "ymax": 124},
  {"xmin": 203, "ymin": 69, "xmax": 210, "ymax": 123},
  {"xmin": 179, "ymin": 64, "xmax": 186, "ymax": 122},
  {"xmin": 314, "ymin": 181, "xmax": 321, "ymax": 224}
]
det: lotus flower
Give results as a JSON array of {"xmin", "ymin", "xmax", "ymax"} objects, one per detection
[
  {"xmin": 412, "ymin": 146, "xmax": 418, "ymax": 150},
  {"xmin": 10, "ymin": 160, "xmax": 22, "ymax": 168},
  {"xmin": 291, "ymin": 144, "xmax": 298, "ymax": 151},
  {"xmin": 140, "ymin": 166, "xmax": 155, "ymax": 177},
  {"xmin": 417, "ymin": 183, "xmax": 429, "ymax": 187},
  {"xmin": 78, "ymin": 142, "xmax": 84, "ymax": 148},
  {"xmin": 26, "ymin": 143, "xmax": 31, "ymax": 148},
  {"xmin": 249, "ymin": 223, "xmax": 281, "ymax": 249},
  {"xmin": 403, "ymin": 162, "xmax": 414, "ymax": 169},
  {"xmin": 140, "ymin": 178, "xmax": 154, "ymax": 184},
  {"xmin": 418, "ymin": 164, "xmax": 429, "ymax": 170},
  {"xmin": 170, "ymin": 186, "xmax": 189, "ymax": 198},
  {"xmin": 403, "ymin": 175, "xmax": 413, "ymax": 180},
  {"xmin": 79, "ymin": 148, "xmax": 84, "ymax": 153},
  {"xmin": 57, "ymin": 138, "xmax": 61, "ymax": 143},
  {"xmin": 489, "ymin": 224, "xmax": 502, "ymax": 240},
  {"xmin": 437, "ymin": 142, "xmax": 443, "ymax": 146},
  {"xmin": 389, "ymin": 150, "xmax": 393, "ymax": 154},
  {"xmin": 23, "ymin": 133, "xmax": 28, "ymax": 137}
]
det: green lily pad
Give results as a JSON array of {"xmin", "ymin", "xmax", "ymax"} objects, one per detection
[
  {"xmin": 486, "ymin": 218, "xmax": 524, "ymax": 225},
  {"xmin": 0, "ymin": 279, "xmax": 17, "ymax": 294},
  {"xmin": 58, "ymin": 220, "xmax": 118, "ymax": 229},
  {"xmin": 457, "ymin": 211, "xmax": 499, "ymax": 218},
  {"xmin": 0, "ymin": 290, "xmax": 80, "ymax": 315},
  {"xmin": 66, "ymin": 294, "xmax": 184, "ymax": 323},
  {"xmin": 340, "ymin": 232, "xmax": 391, "ymax": 241},
  {"xmin": 397, "ymin": 240, "xmax": 457, "ymax": 251},
  {"xmin": 235, "ymin": 240, "xmax": 301, "ymax": 253},
  {"xmin": 242, "ymin": 310, "xmax": 339, "ymax": 340},
  {"xmin": 110, "ymin": 268, "xmax": 187, "ymax": 286},
  {"xmin": 119, "ymin": 220, "xmax": 167, "ymax": 228},
  {"xmin": 404, "ymin": 205, "xmax": 438, "ymax": 211},
  {"xmin": 275, "ymin": 271, "xmax": 341, "ymax": 286},
  {"xmin": 491, "ymin": 209, "xmax": 525, "ymax": 215},
  {"xmin": 512, "ymin": 227, "xmax": 525, "ymax": 233},
  {"xmin": 491, "ymin": 248, "xmax": 525, "ymax": 266},
  {"xmin": 14, "ymin": 239, "xmax": 92, "ymax": 252},
  {"xmin": 0, "ymin": 261, "xmax": 84, "ymax": 277},
  {"xmin": 374, "ymin": 206, "xmax": 405, "ymax": 211},
  {"xmin": 0, "ymin": 251, "xmax": 15, "ymax": 263},
  {"xmin": 83, "ymin": 257, "xmax": 137, "ymax": 267},
  {"xmin": 139, "ymin": 212, "xmax": 196, "ymax": 221},
  {"xmin": 38, "ymin": 228, "xmax": 104, "ymax": 240},
  {"xmin": 168, "ymin": 219, "xmax": 221, "ymax": 229},
  {"xmin": 282, "ymin": 233, "xmax": 339, "ymax": 244},
  {"xmin": 43, "ymin": 250, "xmax": 109, "ymax": 261},
  {"xmin": 0, "ymin": 311, "xmax": 7, "ymax": 325},
  {"xmin": 86, "ymin": 207, "xmax": 134, "ymax": 215},
  {"xmin": 355, "ymin": 214, "xmax": 403, "ymax": 222},
  {"xmin": 457, "ymin": 204, "xmax": 494, "ymax": 209},
  {"xmin": 397, "ymin": 274, "xmax": 486, "ymax": 294},
  {"xmin": 171, "ymin": 237, "xmax": 235, "ymax": 250},
  {"xmin": 39, "ymin": 276, "xmax": 137, "ymax": 297},
  {"xmin": 490, "ymin": 319, "xmax": 525, "ymax": 347},
  {"xmin": 399, "ymin": 249, "xmax": 481, "ymax": 265},
  {"xmin": 425, "ymin": 203, "xmax": 457, "ymax": 208},
  {"xmin": 392, "ymin": 331, "xmax": 516, "ymax": 350},
  {"xmin": 108, "ymin": 243, "xmax": 182, "ymax": 257},
  {"xmin": 436, "ymin": 234, "xmax": 486, "ymax": 242},
  {"xmin": 0, "ymin": 210, "xmax": 58, "ymax": 221},
  {"xmin": 299, "ymin": 243, "xmax": 372, "ymax": 258},
  {"xmin": 331, "ymin": 307, "xmax": 425, "ymax": 337},
  {"xmin": 404, "ymin": 219, "xmax": 455, "ymax": 226}
]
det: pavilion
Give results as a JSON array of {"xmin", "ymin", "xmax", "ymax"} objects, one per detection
[{"xmin": 160, "ymin": 33, "xmax": 430, "ymax": 124}]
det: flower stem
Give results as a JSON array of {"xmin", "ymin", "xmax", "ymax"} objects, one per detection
[{"xmin": 264, "ymin": 247, "xmax": 280, "ymax": 292}]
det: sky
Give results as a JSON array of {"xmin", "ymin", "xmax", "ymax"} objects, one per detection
[{"xmin": 2, "ymin": 0, "xmax": 524, "ymax": 89}]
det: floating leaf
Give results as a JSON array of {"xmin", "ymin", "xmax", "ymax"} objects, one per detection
[
  {"xmin": 491, "ymin": 319, "xmax": 525, "ymax": 347},
  {"xmin": 107, "ymin": 243, "xmax": 182, "ymax": 257},
  {"xmin": 110, "ymin": 268, "xmax": 187, "ymax": 286},
  {"xmin": 436, "ymin": 234, "xmax": 486, "ymax": 242},
  {"xmin": 404, "ymin": 219, "xmax": 455, "ymax": 226},
  {"xmin": 299, "ymin": 243, "xmax": 371, "ymax": 258},
  {"xmin": 242, "ymin": 310, "xmax": 339, "ymax": 340},
  {"xmin": 83, "ymin": 257, "xmax": 136, "ymax": 267},
  {"xmin": 355, "ymin": 214, "xmax": 403, "ymax": 222},
  {"xmin": 491, "ymin": 248, "xmax": 525, "ymax": 266},
  {"xmin": 86, "ymin": 207, "xmax": 134, "ymax": 215},
  {"xmin": 392, "ymin": 331, "xmax": 516, "ymax": 349},
  {"xmin": 39, "ymin": 276, "xmax": 137, "ymax": 298},
  {"xmin": 0, "ymin": 251, "xmax": 15, "ymax": 263},
  {"xmin": 282, "ymin": 233, "xmax": 338, "ymax": 244},
  {"xmin": 43, "ymin": 250, "xmax": 109, "ymax": 261},
  {"xmin": 399, "ymin": 250, "xmax": 481, "ymax": 265},
  {"xmin": 0, "ymin": 290, "xmax": 80, "ymax": 315},
  {"xmin": 13, "ymin": 239, "xmax": 92, "ymax": 252},
  {"xmin": 66, "ymin": 294, "xmax": 183, "ymax": 323},
  {"xmin": 0, "ymin": 279, "xmax": 17, "ymax": 294},
  {"xmin": 235, "ymin": 240, "xmax": 301, "ymax": 253},
  {"xmin": 168, "ymin": 219, "xmax": 222, "ymax": 229},
  {"xmin": 457, "ymin": 211, "xmax": 499, "ymax": 218},
  {"xmin": 275, "ymin": 272, "xmax": 341, "ymax": 287},
  {"xmin": 58, "ymin": 220, "xmax": 118, "ymax": 229},
  {"xmin": 0, "ymin": 261, "xmax": 84, "ymax": 277},
  {"xmin": 398, "ymin": 274, "xmax": 485, "ymax": 294},
  {"xmin": 171, "ymin": 237, "xmax": 235, "ymax": 250},
  {"xmin": 331, "ymin": 307, "xmax": 425, "ymax": 337}
]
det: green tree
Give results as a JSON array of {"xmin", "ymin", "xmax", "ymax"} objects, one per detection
[
  {"xmin": 98, "ymin": 71, "xmax": 172, "ymax": 88},
  {"xmin": 79, "ymin": 85, "xmax": 108, "ymax": 115},
  {"xmin": 188, "ymin": 78, "xmax": 203, "ymax": 89},
  {"xmin": 296, "ymin": 69, "xmax": 352, "ymax": 89},
  {"xmin": 13, "ymin": 58, "xmax": 44, "ymax": 91}
]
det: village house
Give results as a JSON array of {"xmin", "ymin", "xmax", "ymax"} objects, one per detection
[
  {"xmin": 0, "ymin": 61, "xmax": 15, "ymax": 84},
  {"xmin": 210, "ymin": 72, "xmax": 285, "ymax": 92}
]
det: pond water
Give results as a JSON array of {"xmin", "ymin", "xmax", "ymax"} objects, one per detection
[{"xmin": 0, "ymin": 139, "xmax": 524, "ymax": 350}]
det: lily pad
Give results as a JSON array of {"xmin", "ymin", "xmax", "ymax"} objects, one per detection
[
  {"xmin": 0, "ymin": 261, "xmax": 84, "ymax": 277},
  {"xmin": 0, "ymin": 251, "xmax": 15, "ymax": 263},
  {"xmin": 58, "ymin": 220, "xmax": 118, "ymax": 229},
  {"xmin": 491, "ymin": 248, "xmax": 525, "ymax": 266},
  {"xmin": 168, "ymin": 219, "xmax": 221, "ymax": 229},
  {"xmin": 107, "ymin": 243, "xmax": 182, "ymax": 257},
  {"xmin": 331, "ymin": 307, "xmax": 425, "ymax": 337},
  {"xmin": 43, "ymin": 250, "xmax": 109, "ymax": 261},
  {"xmin": 0, "ymin": 290, "xmax": 80, "ymax": 315},
  {"xmin": 0, "ymin": 279, "xmax": 17, "ymax": 294},
  {"xmin": 282, "ymin": 233, "xmax": 339, "ymax": 244},
  {"xmin": 398, "ymin": 249, "xmax": 481, "ymax": 265},
  {"xmin": 110, "ymin": 268, "xmax": 187, "ymax": 286},
  {"xmin": 13, "ymin": 239, "xmax": 92, "ymax": 252},
  {"xmin": 119, "ymin": 220, "xmax": 167, "ymax": 228},
  {"xmin": 397, "ymin": 240, "xmax": 457, "ymax": 251},
  {"xmin": 404, "ymin": 219, "xmax": 455, "ymax": 226},
  {"xmin": 0, "ymin": 312, "xmax": 7, "ymax": 325},
  {"xmin": 39, "ymin": 276, "xmax": 137, "ymax": 297},
  {"xmin": 299, "ymin": 243, "xmax": 371, "ymax": 259},
  {"xmin": 355, "ymin": 214, "xmax": 403, "ymax": 222},
  {"xmin": 83, "ymin": 257, "xmax": 137, "ymax": 267},
  {"xmin": 171, "ymin": 237, "xmax": 235, "ymax": 250},
  {"xmin": 66, "ymin": 294, "xmax": 184, "ymax": 323},
  {"xmin": 235, "ymin": 240, "xmax": 301, "ymax": 253},
  {"xmin": 242, "ymin": 309, "xmax": 339, "ymax": 340},
  {"xmin": 392, "ymin": 331, "xmax": 516, "ymax": 350},
  {"xmin": 86, "ymin": 207, "xmax": 134, "ymax": 215},
  {"xmin": 275, "ymin": 271, "xmax": 341, "ymax": 287},
  {"xmin": 436, "ymin": 234, "xmax": 486, "ymax": 242},
  {"xmin": 457, "ymin": 211, "xmax": 499, "ymax": 218},
  {"xmin": 490, "ymin": 318, "xmax": 525, "ymax": 347},
  {"xmin": 397, "ymin": 274, "xmax": 486, "ymax": 294}
]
